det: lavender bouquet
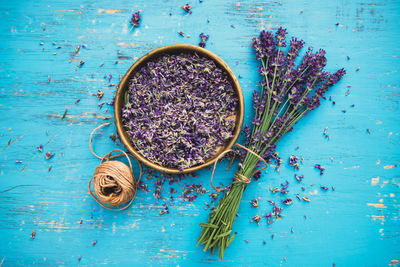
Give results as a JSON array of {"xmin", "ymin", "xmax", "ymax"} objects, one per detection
[{"xmin": 197, "ymin": 28, "xmax": 345, "ymax": 259}]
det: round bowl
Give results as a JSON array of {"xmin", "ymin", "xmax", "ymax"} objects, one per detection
[{"xmin": 114, "ymin": 44, "xmax": 244, "ymax": 174}]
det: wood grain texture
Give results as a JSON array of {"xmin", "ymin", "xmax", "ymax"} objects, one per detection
[{"xmin": 0, "ymin": 0, "xmax": 399, "ymax": 266}]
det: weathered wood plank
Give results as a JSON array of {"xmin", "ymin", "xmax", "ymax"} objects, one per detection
[{"xmin": 0, "ymin": 0, "xmax": 399, "ymax": 266}]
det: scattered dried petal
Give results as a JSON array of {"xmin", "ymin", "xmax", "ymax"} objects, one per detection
[
  {"xmin": 97, "ymin": 90, "xmax": 104, "ymax": 100},
  {"xmin": 250, "ymin": 198, "xmax": 259, "ymax": 208},
  {"xmin": 282, "ymin": 198, "xmax": 292, "ymax": 205},
  {"xmin": 314, "ymin": 164, "xmax": 325, "ymax": 175},
  {"xmin": 45, "ymin": 152, "xmax": 55, "ymax": 160},
  {"xmin": 251, "ymin": 215, "xmax": 261, "ymax": 225},
  {"xmin": 129, "ymin": 11, "xmax": 141, "ymax": 28},
  {"xmin": 181, "ymin": 3, "xmax": 192, "ymax": 14}
]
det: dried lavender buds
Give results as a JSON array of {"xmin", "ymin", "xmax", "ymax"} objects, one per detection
[
  {"xmin": 122, "ymin": 52, "xmax": 238, "ymax": 171},
  {"xmin": 129, "ymin": 11, "xmax": 141, "ymax": 28}
]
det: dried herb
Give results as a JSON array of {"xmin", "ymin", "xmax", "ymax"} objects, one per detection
[
  {"xmin": 45, "ymin": 152, "xmax": 54, "ymax": 160},
  {"xmin": 280, "ymin": 180, "xmax": 289, "ymax": 194},
  {"xmin": 62, "ymin": 109, "xmax": 68, "ymax": 120},
  {"xmin": 199, "ymin": 33, "xmax": 209, "ymax": 48},
  {"xmin": 314, "ymin": 164, "xmax": 325, "ymax": 175},
  {"xmin": 129, "ymin": 11, "xmax": 141, "ymax": 30},
  {"xmin": 250, "ymin": 198, "xmax": 259, "ymax": 208},
  {"xmin": 159, "ymin": 203, "xmax": 169, "ymax": 215},
  {"xmin": 289, "ymin": 155, "xmax": 299, "ymax": 170},
  {"xmin": 97, "ymin": 90, "xmax": 104, "ymax": 100},
  {"xmin": 198, "ymin": 28, "xmax": 345, "ymax": 259},
  {"xmin": 295, "ymin": 174, "xmax": 304, "ymax": 181},
  {"xmin": 251, "ymin": 215, "xmax": 261, "ymax": 225},
  {"xmin": 122, "ymin": 52, "xmax": 238, "ymax": 171},
  {"xmin": 282, "ymin": 198, "xmax": 293, "ymax": 205},
  {"xmin": 265, "ymin": 205, "xmax": 282, "ymax": 224},
  {"xmin": 181, "ymin": 3, "xmax": 192, "ymax": 14}
]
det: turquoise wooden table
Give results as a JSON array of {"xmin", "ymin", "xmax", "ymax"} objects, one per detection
[{"xmin": 1, "ymin": 0, "xmax": 399, "ymax": 266}]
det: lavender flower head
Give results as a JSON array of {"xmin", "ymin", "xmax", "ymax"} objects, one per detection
[
  {"xmin": 130, "ymin": 11, "xmax": 141, "ymax": 28},
  {"xmin": 199, "ymin": 33, "xmax": 209, "ymax": 48}
]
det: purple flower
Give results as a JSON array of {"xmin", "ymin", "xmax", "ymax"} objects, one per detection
[
  {"xmin": 264, "ymin": 203, "xmax": 283, "ymax": 225},
  {"xmin": 199, "ymin": 33, "xmax": 209, "ymax": 48},
  {"xmin": 45, "ymin": 152, "xmax": 54, "ymax": 160},
  {"xmin": 280, "ymin": 180, "xmax": 289, "ymax": 194},
  {"xmin": 129, "ymin": 11, "xmax": 141, "ymax": 28},
  {"xmin": 314, "ymin": 164, "xmax": 325, "ymax": 175},
  {"xmin": 289, "ymin": 155, "xmax": 299, "ymax": 170},
  {"xmin": 315, "ymin": 68, "xmax": 346, "ymax": 99},
  {"xmin": 251, "ymin": 215, "xmax": 261, "ymax": 225},
  {"xmin": 159, "ymin": 203, "xmax": 169, "ymax": 215},
  {"xmin": 37, "ymin": 144, "xmax": 43, "ymax": 152},
  {"xmin": 198, "ymin": 28, "xmax": 346, "ymax": 256},
  {"xmin": 181, "ymin": 3, "xmax": 192, "ymax": 14},
  {"xmin": 286, "ymin": 37, "xmax": 305, "ymax": 68},
  {"xmin": 295, "ymin": 174, "xmax": 304, "ymax": 181},
  {"xmin": 275, "ymin": 27, "xmax": 288, "ymax": 47},
  {"xmin": 250, "ymin": 198, "xmax": 259, "ymax": 208},
  {"xmin": 282, "ymin": 198, "xmax": 293, "ymax": 205},
  {"xmin": 97, "ymin": 90, "xmax": 104, "ymax": 100}
]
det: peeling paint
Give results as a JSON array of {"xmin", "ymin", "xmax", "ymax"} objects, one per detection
[
  {"xmin": 384, "ymin": 165, "xmax": 397, "ymax": 169},
  {"xmin": 367, "ymin": 203, "xmax": 387, "ymax": 209}
]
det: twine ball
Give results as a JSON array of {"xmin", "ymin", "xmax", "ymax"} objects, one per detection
[
  {"xmin": 89, "ymin": 124, "xmax": 143, "ymax": 211},
  {"xmin": 92, "ymin": 160, "xmax": 135, "ymax": 206}
]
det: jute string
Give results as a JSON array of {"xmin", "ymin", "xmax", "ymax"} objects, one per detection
[
  {"xmin": 89, "ymin": 123, "xmax": 142, "ymax": 211},
  {"xmin": 210, "ymin": 143, "xmax": 268, "ymax": 192}
]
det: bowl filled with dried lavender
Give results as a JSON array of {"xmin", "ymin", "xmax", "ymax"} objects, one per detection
[{"xmin": 115, "ymin": 44, "xmax": 244, "ymax": 174}]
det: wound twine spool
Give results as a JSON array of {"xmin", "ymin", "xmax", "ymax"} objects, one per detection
[{"xmin": 89, "ymin": 123, "xmax": 142, "ymax": 211}]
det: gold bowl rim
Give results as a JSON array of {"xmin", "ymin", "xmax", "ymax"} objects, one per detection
[{"xmin": 114, "ymin": 44, "xmax": 244, "ymax": 174}]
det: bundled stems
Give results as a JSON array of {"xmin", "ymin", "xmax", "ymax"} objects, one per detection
[{"xmin": 197, "ymin": 27, "xmax": 345, "ymax": 259}]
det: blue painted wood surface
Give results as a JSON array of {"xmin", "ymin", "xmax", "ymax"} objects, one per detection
[{"xmin": 0, "ymin": 0, "xmax": 399, "ymax": 266}]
